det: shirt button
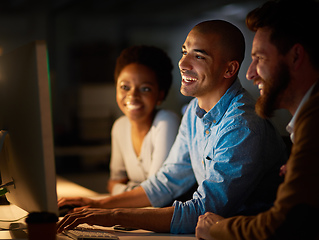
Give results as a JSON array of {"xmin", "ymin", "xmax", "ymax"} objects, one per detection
[
  {"xmin": 213, "ymin": 120, "xmax": 216, "ymax": 123},
  {"xmin": 205, "ymin": 130, "xmax": 210, "ymax": 135}
]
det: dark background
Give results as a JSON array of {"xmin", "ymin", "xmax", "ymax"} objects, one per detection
[{"xmin": 0, "ymin": 0, "xmax": 291, "ymax": 193}]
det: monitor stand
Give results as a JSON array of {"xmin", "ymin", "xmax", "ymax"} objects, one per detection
[{"xmin": 0, "ymin": 195, "xmax": 9, "ymax": 205}]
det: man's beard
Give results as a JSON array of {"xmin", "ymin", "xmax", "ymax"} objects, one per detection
[{"xmin": 255, "ymin": 62, "xmax": 291, "ymax": 119}]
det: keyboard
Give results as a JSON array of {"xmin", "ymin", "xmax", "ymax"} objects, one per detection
[{"xmin": 63, "ymin": 229, "xmax": 119, "ymax": 240}]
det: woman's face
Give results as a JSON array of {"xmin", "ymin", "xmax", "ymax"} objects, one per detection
[{"xmin": 116, "ymin": 63, "xmax": 164, "ymax": 123}]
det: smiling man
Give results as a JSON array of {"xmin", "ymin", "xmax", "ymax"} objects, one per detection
[
  {"xmin": 57, "ymin": 20, "xmax": 287, "ymax": 234},
  {"xmin": 195, "ymin": 1, "xmax": 319, "ymax": 240}
]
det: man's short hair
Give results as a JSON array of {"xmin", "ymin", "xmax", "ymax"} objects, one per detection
[{"xmin": 246, "ymin": 0, "xmax": 319, "ymax": 70}]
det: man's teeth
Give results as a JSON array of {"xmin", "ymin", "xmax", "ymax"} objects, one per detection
[
  {"xmin": 183, "ymin": 77, "xmax": 197, "ymax": 83},
  {"xmin": 258, "ymin": 83, "xmax": 264, "ymax": 89}
]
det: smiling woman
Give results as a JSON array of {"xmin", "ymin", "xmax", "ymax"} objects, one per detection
[
  {"xmin": 107, "ymin": 45, "xmax": 180, "ymax": 195},
  {"xmin": 116, "ymin": 63, "xmax": 162, "ymax": 123}
]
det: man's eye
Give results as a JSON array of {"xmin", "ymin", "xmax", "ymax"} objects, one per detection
[
  {"xmin": 181, "ymin": 50, "xmax": 187, "ymax": 55},
  {"xmin": 255, "ymin": 55, "xmax": 264, "ymax": 61},
  {"xmin": 196, "ymin": 55, "xmax": 205, "ymax": 59}
]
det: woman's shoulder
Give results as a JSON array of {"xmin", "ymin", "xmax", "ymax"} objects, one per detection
[
  {"xmin": 112, "ymin": 115, "xmax": 129, "ymax": 131},
  {"xmin": 155, "ymin": 109, "xmax": 180, "ymax": 122}
]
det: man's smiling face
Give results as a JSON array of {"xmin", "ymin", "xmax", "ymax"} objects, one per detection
[
  {"xmin": 178, "ymin": 29, "xmax": 229, "ymax": 109},
  {"xmin": 246, "ymin": 27, "xmax": 291, "ymax": 118}
]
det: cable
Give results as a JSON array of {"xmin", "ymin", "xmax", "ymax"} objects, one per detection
[{"xmin": 0, "ymin": 180, "xmax": 15, "ymax": 189}]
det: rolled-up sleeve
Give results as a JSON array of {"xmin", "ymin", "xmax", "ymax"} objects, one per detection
[
  {"xmin": 143, "ymin": 84, "xmax": 286, "ymax": 234},
  {"xmin": 170, "ymin": 123, "xmax": 266, "ymax": 233},
  {"xmin": 141, "ymin": 115, "xmax": 197, "ymax": 207}
]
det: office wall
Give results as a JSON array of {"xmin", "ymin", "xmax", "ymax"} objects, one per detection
[{"xmin": 0, "ymin": 0, "xmax": 290, "ymax": 158}]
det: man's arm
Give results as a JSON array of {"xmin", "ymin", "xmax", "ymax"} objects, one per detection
[
  {"xmin": 107, "ymin": 178, "xmax": 129, "ymax": 193},
  {"xmin": 208, "ymin": 94, "xmax": 319, "ymax": 239},
  {"xmin": 57, "ymin": 206, "xmax": 174, "ymax": 233},
  {"xmin": 99, "ymin": 186, "xmax": 152, "ymax": 208},
  {"xmin": 58, "ymin": 186, "xmax": 152, "ymax": 209}
]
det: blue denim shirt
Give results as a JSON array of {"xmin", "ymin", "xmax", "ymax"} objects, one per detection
[{"xmin": 141, "ymin": 79, "xmax": 287, "ymax": 233}]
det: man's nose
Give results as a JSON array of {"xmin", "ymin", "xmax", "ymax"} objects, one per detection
[
  {"xmin": 179, "ymin": 55, "xmax": 192, "ymax": 71},
  {"xmin": 246, "ymin": 61, "xmax": 258, "ymax": 81}
]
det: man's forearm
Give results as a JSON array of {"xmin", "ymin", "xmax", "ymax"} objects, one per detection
[
  {"xmin": 57, "ymin": 205, "xmax": 175, "ymax": 233},
  {"xmin": 112, "ymin": 206, "xmax": 175, "ymax": 232},
  {"xmin": 107, "ymin": 178, "xmax": 129, "ymax": 193},
  {"xmin": 99, "ymin": 186, "xmax": 152, "ymax": 208}
]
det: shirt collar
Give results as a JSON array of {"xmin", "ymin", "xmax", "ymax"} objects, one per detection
[
  {"xmin": 196, "ymin": 78, "xmax": 242, "ymax": 124},
  {"xmin": 286, "ymin": 82, "xmax": 317, "ymax": 143}
]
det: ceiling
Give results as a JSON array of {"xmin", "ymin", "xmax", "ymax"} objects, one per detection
[{"xmin": 0, "ymin": 0, "xmax": 262, "ymax": 26}]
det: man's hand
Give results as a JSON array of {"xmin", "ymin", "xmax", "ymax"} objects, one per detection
[
  {"xmin": 57, "ymin": 208, "xmax": 116, "ymax": 233},
  {"xmin": 195, "ymin": 212, "xmax": 224, "ymax": 240},
  {"xmin": 58, "ymin": 197, "xmax": 100, "ymax": 209},
  {"xmin": 57, "ymin": 206, "xmax": 175, "ymax": 233}
]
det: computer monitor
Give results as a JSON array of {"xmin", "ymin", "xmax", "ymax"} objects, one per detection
[{"xmin": 0, "ymin": 40, "xmax": 58, "ymax": 215}]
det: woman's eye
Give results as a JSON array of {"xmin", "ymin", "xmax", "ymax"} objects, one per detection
[
  {"xmin": 181, "ymin": 50, "xmax": 187, "ymax": 56},
  {"xmin": 120, "ymin": 85, "xmax": 130, "ymax": 91},
  {"xmin": 141, "ymin": 87, "xmax": 151, "ymax": 92}
]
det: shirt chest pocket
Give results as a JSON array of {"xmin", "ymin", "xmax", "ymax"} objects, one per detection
[{"xmin": 203, "ymin": 153, "xmax": 224, "ymax": 183}]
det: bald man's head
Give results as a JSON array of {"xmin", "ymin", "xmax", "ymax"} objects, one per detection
[{"xmin": 193, "ymin": 20, "xmax": 245, "ymax": 65}]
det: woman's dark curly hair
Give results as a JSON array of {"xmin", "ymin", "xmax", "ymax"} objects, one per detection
[{"xmin": 114, "ymin": 45, "xmax": 173, "ymax": 100}]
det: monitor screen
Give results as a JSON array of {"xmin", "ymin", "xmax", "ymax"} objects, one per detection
[{"xmin": 0, "ymin": 40, "xmax": 58, "ymax": 215}]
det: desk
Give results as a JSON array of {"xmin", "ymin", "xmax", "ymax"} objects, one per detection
[{"xmin": 0, "ymin": 177, "xmax": 196, "ymax": 240}]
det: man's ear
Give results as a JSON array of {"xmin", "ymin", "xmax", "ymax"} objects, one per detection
[
  {"xmin": 224, "ymin": 60, "xmax": 239, "ymax": 79},
  {"xmin": 289, "ymin": 43, "xmax": 305, "ymax": 70}
]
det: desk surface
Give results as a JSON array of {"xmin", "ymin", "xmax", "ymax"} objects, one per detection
[{"xmin": 0, "ymin": 177, "xmax": 196, "ymax": 240}]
